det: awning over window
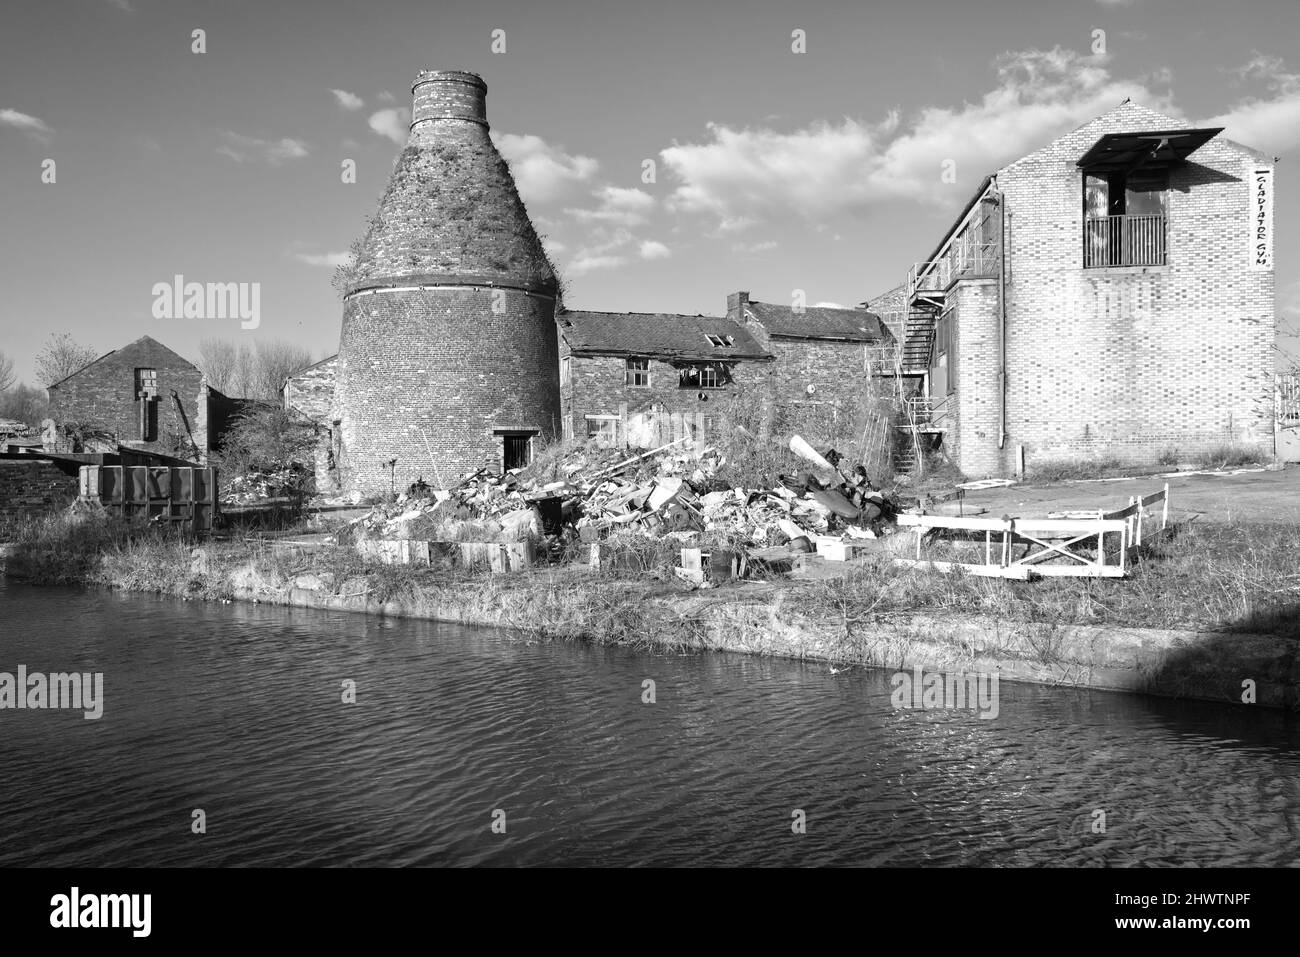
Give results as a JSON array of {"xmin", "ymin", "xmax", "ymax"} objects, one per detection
[{"xmin": 1076, "ymin": 127, "xmax": 1223, "ymax": 171}]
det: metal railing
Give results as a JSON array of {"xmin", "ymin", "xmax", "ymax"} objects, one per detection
[
  {"xmin": 1083, "ymin": 213, "xmax": 1166, "ymax": 268},
  {"xmin": 907, "ymin": 242, "xmax": 1000, "ymax": 300}
]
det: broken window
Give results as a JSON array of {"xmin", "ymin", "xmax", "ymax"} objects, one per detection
[
  {"xmin": 678, "ymin": 362, "xmax": 732, "ymax": 390},
  {"xmin": 585, "ymin": 415, "xmax": 620, "ymax": 447},
  {"xmin": 625, "ymin": 357, "xmax": 651, "ymax": 388},
  {"xmin": 704, "ymin": 333, "xmax": 734, "ymax": 348}
]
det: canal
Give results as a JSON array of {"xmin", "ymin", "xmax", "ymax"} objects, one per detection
[{"xmin": 1, "ymin": 579, "xmax": 1297, "ymax": 866}]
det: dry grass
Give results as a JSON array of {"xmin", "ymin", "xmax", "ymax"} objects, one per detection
[
  {"xmin": 1193, "ymin": 443, "xmax": 1271, "ymax": 470},
  {"xmin": 8, "ymin": 510, "xmax": 1299, "ymax": 643}
]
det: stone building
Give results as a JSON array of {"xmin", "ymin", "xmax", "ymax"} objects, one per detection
[
  {"xmin": 556, "ymin": 310, "xmax": 773, "ymax": 446},
  {"xmin": 553, "ymin": 295, "xmax": 893, "ymax": 446},
  {"xmin": 727, "ymin": 292, "xmax": 894, "ymax": 434},
  {"xmin": 865, "ymin": 101, "xmax": 1277, "ymax": 477},
  {"xmin": 331, "ymin": 70, "xmax": 560, "ymax": 494},
  {"xmin": 46, "ymin": 335, "xmax": 208, "ymax": 458}
]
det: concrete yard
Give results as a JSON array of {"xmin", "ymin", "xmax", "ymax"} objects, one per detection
[{"xmin": 956, "ymin": 465, "xmax": 1300, "ymax": 525}]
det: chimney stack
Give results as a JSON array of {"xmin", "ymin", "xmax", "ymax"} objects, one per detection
[
  {"xmin": 727, "ymin": 290, "xmax": 750, "ymax": 323},
  {"xmin": 410, "ymin": 70, "xmax": 488, "ymax": 143}
]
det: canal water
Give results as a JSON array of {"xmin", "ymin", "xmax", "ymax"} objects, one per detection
[{"xmin": 1, "ymin": 579, "xmax": 1297, "ymax": 867}]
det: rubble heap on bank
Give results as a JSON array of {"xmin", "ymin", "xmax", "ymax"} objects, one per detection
[{"xmin": 339, "ymin": 437, "xmax": 903, "ymax": 563}]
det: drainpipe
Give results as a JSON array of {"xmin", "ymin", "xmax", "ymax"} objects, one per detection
[{"xmin": 996, "ymin": 185, "xmax": 1007, "ymax": 451}]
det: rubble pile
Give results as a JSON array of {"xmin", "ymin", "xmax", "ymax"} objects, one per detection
[
  {"xmin": 221, "ymin": 466, "xmax": 312, "ymax": 506},
  {"xmin": 339, "ymin": 436, "xmax": 900, "ymax": 566}
]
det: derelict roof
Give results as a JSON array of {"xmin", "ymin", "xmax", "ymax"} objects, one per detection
[
  {"xmin": 558, "ymin": 311, "xmax": 772, "ymax": 361},
  {"xmin": 45, "ymin": 335, "xmax": 193, "ymax": 390},
  {"xmin": 1076, "ymin": 128, "xmax": 1223, "ymax": 172},
  {"xmin": 745, "ymin": 299, "xmax": 889, "ymax": 342}
]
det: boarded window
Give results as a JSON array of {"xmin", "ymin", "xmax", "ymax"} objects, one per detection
[{"xmin": 559, "ymin": 356, "xmax": 571, "ymax": 387}]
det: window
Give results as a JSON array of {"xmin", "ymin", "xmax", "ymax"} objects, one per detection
[
  {"xmin": 625, "ymin": 357, "xmax": 650, "ymax": 388},
  {"xmin": 585, "ymin": 415, "xmax": 620, "ymax": 447},
  {"xmin": 678, "ymin": 363, "xmax": 732, "ymax": 390},
  {"xmin": 559, "ymin": 356, "xmax": 571, "ymax": 387},
  {"xmin": 931, "ymin": 311, "xmax": 957, "ymax": 396},
  {"xmin": 704, "ymin": 334, "xmax": 734, "ymax": 348},
  {"xmin": 1083, "ymin": 168, "xmax": 1168, "ymax": 267},
  {"xmin": 135, "ymin": 368, "xmax": 158, "ymax": 398}
]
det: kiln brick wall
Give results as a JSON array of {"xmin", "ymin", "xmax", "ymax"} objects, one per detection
[{"xmin": 336, "ymin": 287, "xmax": 559, "ymax": 493}]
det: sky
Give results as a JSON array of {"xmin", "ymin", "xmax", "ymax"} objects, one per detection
[{"xmin": 2, "ymin": 0, "xmax": 1299, "ymax": 386}]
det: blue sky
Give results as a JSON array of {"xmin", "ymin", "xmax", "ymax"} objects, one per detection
[{"xmin": 2, "ymin": 0, "xmax": 1298, "ymax": 385}]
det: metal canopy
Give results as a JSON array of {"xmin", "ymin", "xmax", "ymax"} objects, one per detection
[{"xmin": 1076, "ymin": 127, "xmax": 1223, "ymax": 171}]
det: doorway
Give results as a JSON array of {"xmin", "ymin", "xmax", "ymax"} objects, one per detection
[{"xmin": 497, "ymin": 431, "xmax": 537, "ymax": 472}]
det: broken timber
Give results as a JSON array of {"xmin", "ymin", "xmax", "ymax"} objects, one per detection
[{"xmin": 895, "ymin": 484, "xmax": 1170, "ymax": 579}]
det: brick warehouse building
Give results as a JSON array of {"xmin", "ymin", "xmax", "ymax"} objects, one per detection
[
  {"xmin": 866, "ymin": 100, "xmax": 1277, "ymax": 478},
  {"xmin": 332, "ymin": 70, "xmax": 560, "ymax": 495}
]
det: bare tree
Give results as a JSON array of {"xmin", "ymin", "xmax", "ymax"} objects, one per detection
[
  {"xmin": 0, "ymin": 350, "xmax": 14, "ymax": 394},
  {"xmin": 251, "ymin": 339, "xmax": 313, "ymax": 400},
  {"xmin": 34, "ymin": 333, "xmax": 99, "ymax": 387},
  {"xmin": 0, "ymin": 384, "xmax": 49, "ymax": 425},
  {"xmin": 197, "ymin": 338, "xmax": 239, "ymax": 393}
]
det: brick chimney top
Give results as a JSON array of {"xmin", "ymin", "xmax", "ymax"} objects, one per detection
[
  {"xmin": 411, "ymin": 70, "xmax": 488, "ymax": 136},
  {"xmin": 726, "ymin": 291, "xmax": 750, "ymax": 322}
]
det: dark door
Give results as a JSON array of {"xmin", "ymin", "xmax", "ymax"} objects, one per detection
[{"xmin": 503, "ymin": 433, "xmax": 531, "ymax": 471}]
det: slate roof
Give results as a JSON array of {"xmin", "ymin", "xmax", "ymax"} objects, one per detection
[
  {"xmin": 557, "ymin": 311, "xmax": 772, "ymax": 361},
  {"xmin": 46, "ymin": 336, "xmax": 194, "ymax": 390},
  {"xmin": 745, "ymin": 300, "xmax": 889, "ymax": 342}
]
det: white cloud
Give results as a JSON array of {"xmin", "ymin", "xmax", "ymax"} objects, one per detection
[
  {"xmin": 660, "ymin": 48, "xmax": 1170, "ymax": 228},
  {"xmin": 568, "ymin": 254, "xmax": 628, "ymax": 276},
  {"xmin": 565, "ymin": 186, "xmax": 655, "ymax": 226},
  {"xmin": 1095, "ymin": 0, "xmax": 1136, "ymax": 6},
  {"xmin": 731, "ymin": 240, "xmax": 778, "ymax": 254},
  {"xmin": 330, "ymin": 89, "xmax": 365, "ymax": 111},
  {"xmin": 493, "ymin": 132, "xmax": 599, "ymax": 205},
  {"xmin": 0, "ymin": 108, "xmax": 53, "ymax": 143},
  {"xmin": 377, "ymin": 91, "xmax": 396, "ymax": 103},
  {"xmin": 639, "ymin": 240, "xmax": 671, "ymax": 260},
  {"xmin": 367, "ymin": 108, "xmax": 410, "ymax": 145},
  {"xmin": 106, "ymin": 0, "xmax": 134, "ymax": 11},
  {"xmin": 216, "ymin": 131, "xmax": 310, "ymax": 164},
  {"xmin": 1205, "ymin": 54, "xmax": 1300, "ymax": 153},
  {"xmin": 813, "ymin": 301, "xmax": 848, "ymax": 308},
  {"xmin": 292, "ymin": 251, "xmax": 350, "ymax": 268}
]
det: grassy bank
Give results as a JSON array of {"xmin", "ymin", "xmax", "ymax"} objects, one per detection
[
  {"xmin": 5, "ymin": 510, "xmax": 1300, "ymax": 641},
  {"xmin": 5, "ymin": 511, "xmax": 1299, "ymax": 707}
]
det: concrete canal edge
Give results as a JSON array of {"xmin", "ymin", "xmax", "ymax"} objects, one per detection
[
  {"xmin": 250, "ymin": 579, "xmax": 1297, "ymax": 711},
  {"xmin": 3, "ymin": 542, "xmax": 1293, "ymax": 710}
]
